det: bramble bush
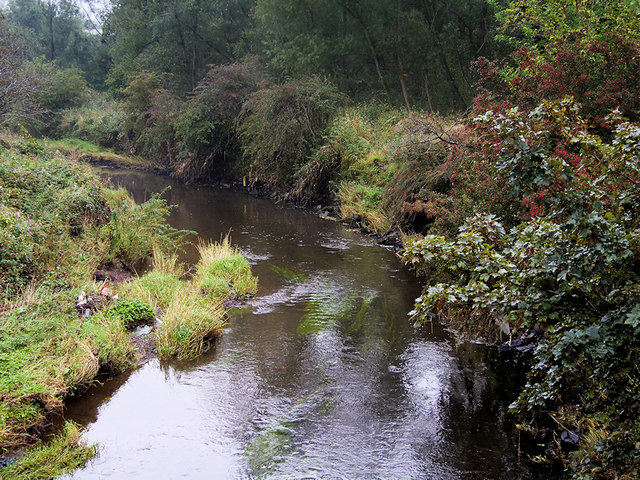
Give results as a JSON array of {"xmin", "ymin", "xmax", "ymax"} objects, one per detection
[
  {"xmin": 173, "ymin": 58, "xmax": 267, "ymax": 181},
  {"xmin": 122, "ymin": 72, "xmax": 182, "ymax": 164},
  {"xmin": 403, "ymin": 98, "xmax": 640, "ymax": 478},
  {"xmin": 238, "ymin": 76, "xmax": 344, "ymax": 188}
]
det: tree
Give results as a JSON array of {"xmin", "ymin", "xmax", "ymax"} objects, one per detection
[
  {"xmin": 251, "ymin": 0, "xmax": 502, "ymax": 111},
  {"xmin": 0, "ymin": 13, "xmax": 49, "ymax": 126},
  {"xmin": 106, "ymin": 0, "xmax": 256, "ymax": 94},
  {"xmin": 7, "ymin": 0, "xmax": 110, "ymax": 88}
]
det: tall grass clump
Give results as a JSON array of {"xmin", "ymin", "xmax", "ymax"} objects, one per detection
[
  {"xmin": 194, "ymin": 237, "xmax": 258, "ymax": 300},
  {"xmin": 119, "ymin": 248, "xmax": 185, "ymax": 311},
  {"xmin": 0, "ymin": 422, "xmax": 97, "ymax": 480},
  {"xmin": 154, "ymin": 288, "xmax": 226, "ymax": 360},
  {"xmin": 315, "ymin": 104, "xmax": 400, "ymax": 230}
]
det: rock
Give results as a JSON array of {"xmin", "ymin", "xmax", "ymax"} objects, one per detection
[
  {"xmin": 378, "ymin": 230, "xmax": 403, "ymax": 250},
  {"xmin": 560, "ymin": 430, "xmax": 579, "ymax": 445},
  {"xmin": 498, "ymin": 329, "xmax": 543, "ymax": 359}
]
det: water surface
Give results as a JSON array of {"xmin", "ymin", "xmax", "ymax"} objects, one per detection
[{"xmin": 64, "ymin": 169, "xmax": 551, "ymax": 479}]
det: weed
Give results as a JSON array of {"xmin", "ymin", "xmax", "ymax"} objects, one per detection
[
  {"xmin": 0, "ymin": 422, "xmax": 97, "ymax": 480},
  {"xmin": 154, "ymin": 288, "xmax": 225, "ymax": 360}
]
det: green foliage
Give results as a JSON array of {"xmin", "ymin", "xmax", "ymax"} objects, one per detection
[
  {"xmin": 252, "ymin": 0, "xmax": 500, "ymax": 110},
  {"xmin": 173, "ymin": 58, "xmax": 267, "ymax": 180},
  {"xmin": 101, "ymin": 300, "xmax": 155, "ymax": 329},
  {"xmin": 0, "ymin": 421, "xmax": 97, "ymax": 480},
  {"xmin": 0, "ymin": 143, "xmax": 109, "ymax": 295},
  {"xmin": 493, "ymin": 0, "xmax": 640, "ymax": 47},
  {"xmin": 403, "ymin": 98, "xmax": 640, "ymax": 477},
  {"xmin": 238, "ymin": 76, "xmax": 344, "ymax": 187},
  {"xmin": 106, "ymin": 0, "xmax": 255, "ymax": 94},
  {"xmin": 101, "ymin": 187, "xmax": 192, "ymax": 268},
  {"xmin": 40, "ymin": 66, "xmax": 88, "ymax": 111},
  {"xmin": 7, "ymin": 0, "xmax": 109, "ymax": 89},
  {"xmin": 57, "ymin": 93, "xmax": 127, "ymax": 148},
  {"xmin": 121, "ymin": 71, "xmax": 182, "ymax": 162}
]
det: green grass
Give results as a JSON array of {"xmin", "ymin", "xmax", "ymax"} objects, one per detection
[
  {"xmin": 154, "ymin": 288, "xmax": 226, "ymax": 360},
  {"xmin": 337, "ymin": 182, "xmax": 391, "ymax": 232},
  {"xmin": 152, "ymin": 238, "xmax": 258, "ymax": 360},
  {"xmin": 194, "ymin": 238, "xmax": 258, "ymax": 300},
  {"xmin": 0, "ymin": 422, "xmax": 97, "ymax": 480},
  {"xmin": 45, "ymin": 138, "xmax": 155, "ymax": 171}
]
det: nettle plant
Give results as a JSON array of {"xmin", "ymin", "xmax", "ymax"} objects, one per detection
[{"xmin": 403, "ymin": 98, "xmax": 640, "ymax": 477}]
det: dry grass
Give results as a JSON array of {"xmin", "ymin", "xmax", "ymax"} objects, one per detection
[{"xmin": 154, "ymin": 288, "xmax": 226, "ymax": 360}]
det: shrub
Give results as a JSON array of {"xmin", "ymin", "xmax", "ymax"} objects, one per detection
[
  {"xmin": 403, "ymin": 99, "xmax": 640, "ymax": 477},
  {"xmin": 238, "ymin": 76, "xmax": 344, "ymax": 187},
  {"xmin": 173, "ymin": 58, "xmax": 268, "ymax": 181},
  {"xmin": 122, "ymin": 71, "xmax": 181, "ymax": 164},
  {"xmin": 101, "ymin": 187, "xmax": 192, "ymax": 268}
]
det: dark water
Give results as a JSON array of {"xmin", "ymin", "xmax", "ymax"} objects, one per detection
[{"xmin": 63, "ymin": 169, "xmax": 553, "ymax": 479}]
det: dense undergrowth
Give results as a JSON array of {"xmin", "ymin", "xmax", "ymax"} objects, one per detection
[{"xmin": 0, "ymin": 134, "xmax": 256, "ymax": 477}]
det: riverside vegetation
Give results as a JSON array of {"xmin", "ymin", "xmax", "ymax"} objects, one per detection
[
  {"xmin": 0, "ymin": 134, "xmax": 256, "ymax": 479},
  {"xmin": 1, "ymin": 0, "xmax": 639, "ymax": 477}
]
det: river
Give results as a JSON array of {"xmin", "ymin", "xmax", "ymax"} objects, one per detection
[{"xmin": 63, "ymin": 169, "xmax": 554, "ymax": 479}]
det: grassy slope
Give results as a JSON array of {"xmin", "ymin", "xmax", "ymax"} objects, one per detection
[{"xmin": 0, "ymin": 133, "xmax": 256, "ymax": 476}]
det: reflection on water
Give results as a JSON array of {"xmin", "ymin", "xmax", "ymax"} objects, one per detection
[{"xmin": 63, "ymin": 169, "xmax": 556, "ymax": 479}]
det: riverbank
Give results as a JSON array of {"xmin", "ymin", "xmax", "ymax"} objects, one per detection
[{"xmin": 0, "ymin": 134, "xmax": 256, "ymax": 479}]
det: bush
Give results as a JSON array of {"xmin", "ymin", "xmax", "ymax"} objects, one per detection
[
  {"xmin": 101, "ymin": 187, "xmax": 192, "ymax": 268},
  {"xmin": 173, "ymin": 58, "xmax": 268, "ymax": 181},
  {"xmin": 238, "ymin": 76, "xmax": 344, "ymax": 187},
  {"xmin": 122, "ymin": 71, "xmax": 181, "ymax": 163},
  {"xmin": 403, "ymin": 99, "xmax": 640, "ymax": 477}
]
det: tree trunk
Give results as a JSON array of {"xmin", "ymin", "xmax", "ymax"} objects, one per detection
[
  {"xmin": 340, "ymin": 1, "xmax": 394, "ymax": 107},
  {"xmin": 396, "ymin": 0, "xmax": 411, "ymax": 111},
  {"xmin": 47, "ymin": 1, "xmax": 55, "ymax": 60}
]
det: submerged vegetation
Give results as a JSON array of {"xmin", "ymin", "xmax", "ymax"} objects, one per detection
[{"xmin": 0, "ymin": 135, "xmax": 256, "ymax": 470}]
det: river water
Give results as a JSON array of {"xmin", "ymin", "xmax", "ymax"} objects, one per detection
[{"xmin": 64, "ymin": 169, "xmax": 553, "ymax": 479}]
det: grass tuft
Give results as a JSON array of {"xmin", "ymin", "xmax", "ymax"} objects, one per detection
[
  {"xmin": 0, "ymin": 422, "xmax": 97, "ymax": 480},
  {"xmin": 194, "ymin": 237, "xmax": 258, "ymax": 300},
  {"xmin": 154, "ymin": 288, "xmax": 225, "ymax": 360}
]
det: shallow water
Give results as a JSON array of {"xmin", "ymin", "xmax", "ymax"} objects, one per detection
[{"xmin": 64, "ymin": 169, "xmax": 555, "ymax": 479}]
